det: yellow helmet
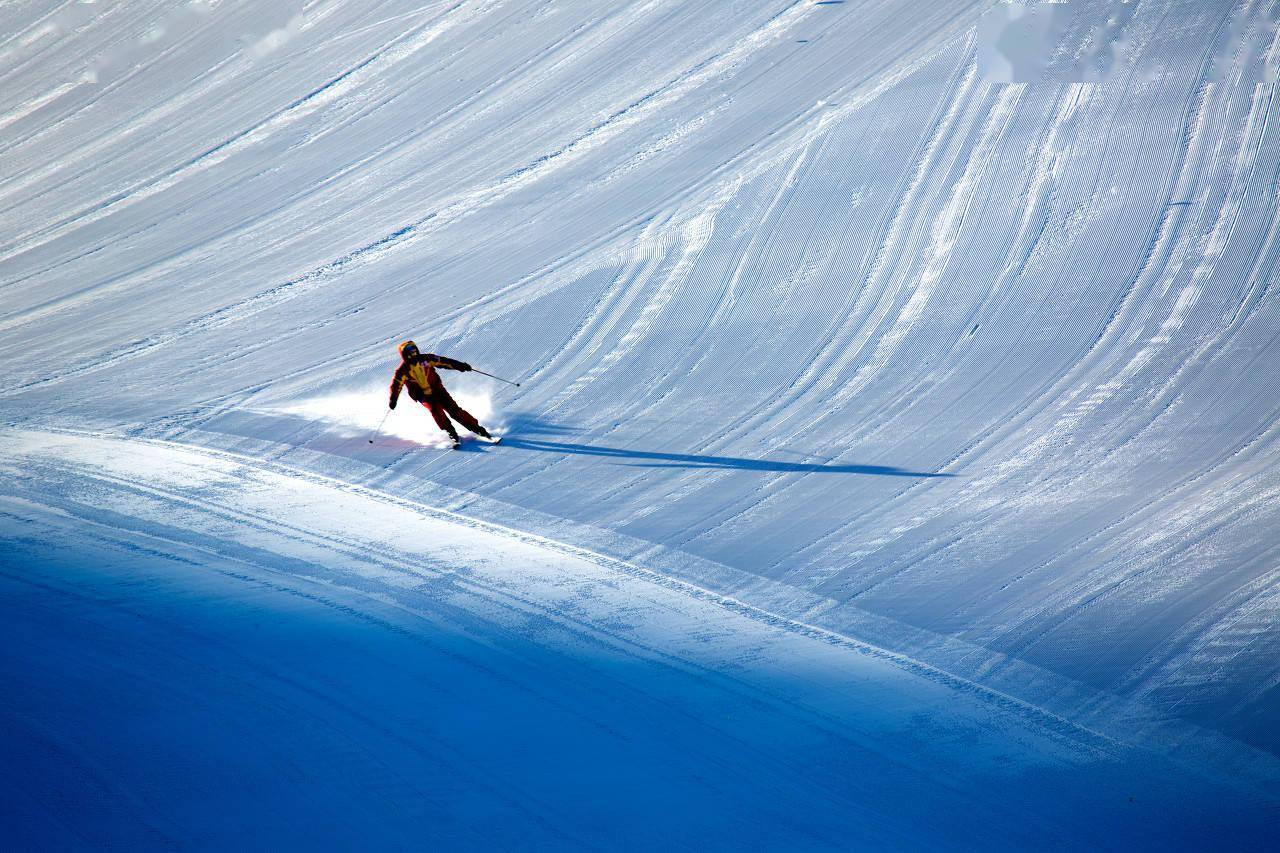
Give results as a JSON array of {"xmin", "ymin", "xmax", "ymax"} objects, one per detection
[{"xmin": 399, "ymin": 340, "xmax": 419, "ymax": 358}]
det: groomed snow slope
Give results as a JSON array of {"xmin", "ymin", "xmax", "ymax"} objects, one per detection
[
  {"xmin": 2, "ymin": 0, "xmax": 1280, "ymax": 836},
  {"xmin": 5, "ymin": 429, "xmax": 1274, "ymax": 848}
]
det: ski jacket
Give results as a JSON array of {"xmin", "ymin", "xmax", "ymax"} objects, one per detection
[{"xmin": 390, "ymin": 353, "xmax": 471, "ymax": 406}]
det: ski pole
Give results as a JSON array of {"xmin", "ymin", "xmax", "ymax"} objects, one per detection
[
  {"xmin": 368, "ymin": 409, "xmax": 391, "ymax": 444},
  {"xmin": 473, "ymin": 369, "xmax": 521, "ymax": 387}
]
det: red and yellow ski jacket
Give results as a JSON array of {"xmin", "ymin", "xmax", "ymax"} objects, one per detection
[{"xmin": 389, "ymin": 351, "xmax": 471, "ymax": 407}]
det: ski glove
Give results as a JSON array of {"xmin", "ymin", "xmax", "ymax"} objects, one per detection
[{"xmin": 389, "ymin": 397, "xmax": 397, "ymax": 410}]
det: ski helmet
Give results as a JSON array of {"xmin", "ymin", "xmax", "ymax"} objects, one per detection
[{"xmin": 399, "ymin": 340, "xmax": 418, "ymax": 358}]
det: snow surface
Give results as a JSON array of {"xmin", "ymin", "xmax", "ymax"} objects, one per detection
[
  {"xmin": 1, "ymin": 429, "xmax": 1273, "ymax": 848},
  {"xmin": 2, "ymin": 0, "xmax": 1280, "ymax": 847}
]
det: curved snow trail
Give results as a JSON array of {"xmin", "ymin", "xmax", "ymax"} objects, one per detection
[
  {"xmin": 2, "ymin": 0, "xmax": 1280, "ymax": 839},
  {"xmin": 0, "ymin": 428, "xmax": 1273, "ymax": 849}
]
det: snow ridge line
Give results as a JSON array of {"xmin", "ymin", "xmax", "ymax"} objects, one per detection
[
  {"xmin": 31, "ymin": 425, "xmax": 1126, "ymax": 755},
  {"xmin": 6, "ymin": 447, "xmax": 1052, "ymax": 833},
  {"xmin": 8, "ymin": 460, "xmax": 967, "ymax": 812}
]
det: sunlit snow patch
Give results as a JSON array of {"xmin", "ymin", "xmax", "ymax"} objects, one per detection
[{"xmin": 278, "ymin": 375, "xmax": 505, "ymax": 448}]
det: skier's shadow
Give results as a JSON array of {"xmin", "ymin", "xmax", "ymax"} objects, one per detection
[{"xmin": 499, "ymin": 417, "xmax": 951, "ymax": 478}]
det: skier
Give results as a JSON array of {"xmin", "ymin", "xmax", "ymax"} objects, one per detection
[{"xmin": 389, "ymin": 340, "xmax": 495, "ymax": 448}]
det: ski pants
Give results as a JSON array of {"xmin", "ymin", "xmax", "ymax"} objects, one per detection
[{"xmin": 420, "ymin": 392, "xmax": 483, "ymax": 438}]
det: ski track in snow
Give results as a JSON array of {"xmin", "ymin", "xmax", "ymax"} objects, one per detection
[{"xmin": 2, "ymin": 0, "xmax": 1280, "ymax": 844}]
